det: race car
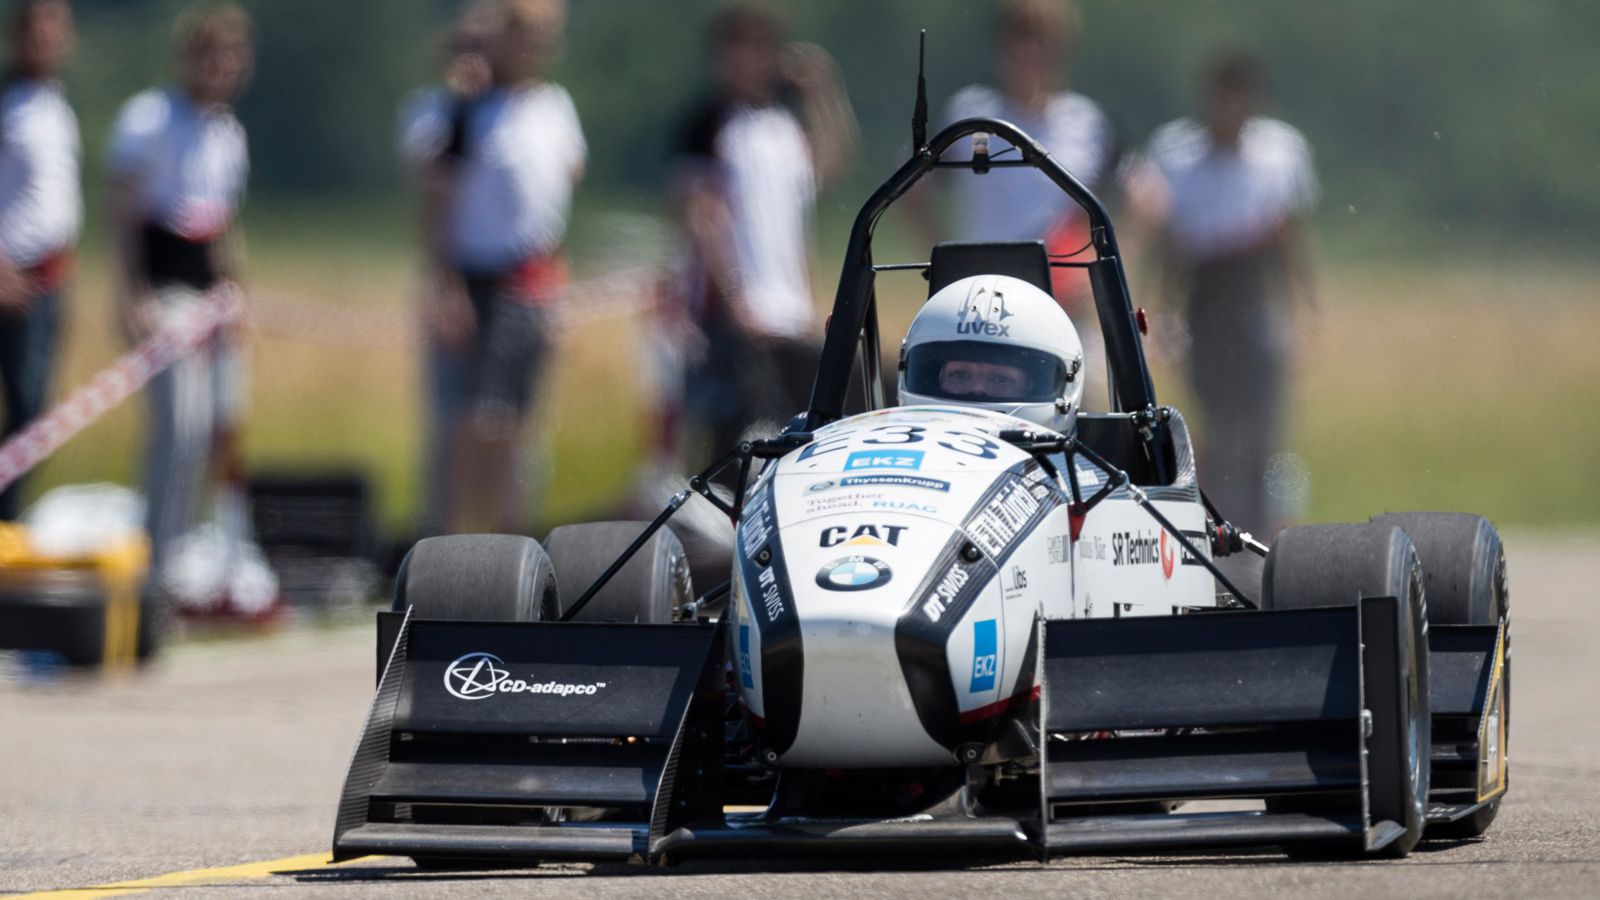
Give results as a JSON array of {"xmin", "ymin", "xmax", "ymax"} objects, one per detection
[{"xmin": 330, "ymin": 108, "xmax": 1509, "ymax": 867}]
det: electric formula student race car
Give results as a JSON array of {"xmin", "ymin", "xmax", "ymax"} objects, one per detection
[{"xmin": 330, "ymin": 76, "xmax": 1509, "ymax": 868}]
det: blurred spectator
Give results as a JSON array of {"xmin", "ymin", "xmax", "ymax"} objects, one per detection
[
  {"xmin": 931, "ymin": 0, "xmax": 1116, "ymax": 312},
  {"xmin": 1144, "ymin": 52, "xmax": 1318, "ymax": 534},
  {"xmin": 403, "ymin": 0, "xmax": 584, "ymax": 534},
  {"xmin": 662, "ymin": 3, "xmax": 856, "ymax": 466},
  {"xmin": 0, "ymin": 0, "xmax": 78, "ymax": 521},
  {"xmin": 397, "ymin": 0, "xmax": 496, "ymax": 536},
  {"xmin": 108, "ymin": 2, "xmax": 253, "ymax": 583}
]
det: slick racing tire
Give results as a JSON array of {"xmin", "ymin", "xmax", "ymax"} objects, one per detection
[
  {"xmin": 1263, "ymin": 523, "xmax": 1431, "ymax": 858},
  {"xmin": 1373, "ymin": 512, "xmax": 1508, "ymax": 841},
  {"xmin": 391, "ymin": 535, "xmax": 557, "ymax": 868},
  {"xmin": 543, "ymin": 521, "xmax": 693, "ymax": 623},
  {"xmin": 392, "ymin": 534, "xmax": 556, "ymax": 622}
]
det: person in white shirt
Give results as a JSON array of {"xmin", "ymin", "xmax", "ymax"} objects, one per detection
[
  {"xmin": 665, "ymin": 4, "xmax": 856, "ymax": 463},
  {"xmin": 1144, "ymin": 52, "xmax": 1318, "ymax": 536},
  {"xmin": 928, "ymin": 0, "xmax": 1117, "ymax": 314},
  {"xmin": 108, "ymin": 2, "xmax": 253, "ymax": 584},
  {"xmin": 409, "ymin": 0, "xmax": 585, "ymax": 533},
  {"xmin": 0, "ymin": 0, "xmax": 77, "ymax": 521},
  {"xmin": 397, "ymin": 0, "xmax": 495, "ymax": 536}
]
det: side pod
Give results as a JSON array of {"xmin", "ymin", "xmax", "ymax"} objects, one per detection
[
  {"xmin": 1037, "ymin": 598, "xmax": 1416, "ymax": 855},
  {"xmin": 332, "ymin": 611, "xmax": 725, "ymax": 864}
]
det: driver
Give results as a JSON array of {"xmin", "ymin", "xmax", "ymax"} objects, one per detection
[{"xmin": 898, "ymin": 273, "xmax": 1084, "ymax": 434}]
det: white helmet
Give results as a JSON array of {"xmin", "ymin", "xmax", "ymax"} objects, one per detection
[{"xmin": 897, "ymin": 274, "xmax": 1085, "ymax": 434}]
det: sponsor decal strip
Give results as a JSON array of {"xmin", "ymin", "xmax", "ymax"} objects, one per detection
[
  {"xmin": 838, "ymin": 474, "xmax": 950, "ymax": 492},
  {"xmin": 735, "ymin": 477, "xmax": 803, "ymax": 754},
  {"xmin": 894, "ymin": 459, "xmax": 1066, "ymax": 748}
]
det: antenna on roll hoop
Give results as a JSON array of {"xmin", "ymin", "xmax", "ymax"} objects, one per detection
[{"xmin": 911, "ymin": 30, "xmax": 928, "ymax": 153}]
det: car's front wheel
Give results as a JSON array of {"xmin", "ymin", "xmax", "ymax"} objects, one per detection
[{"xmin": 1263, "ymin": 522, "xmax": 1431, "ymax": 858}]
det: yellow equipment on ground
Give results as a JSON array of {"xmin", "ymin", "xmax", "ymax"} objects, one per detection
[{"xmin": 0, "ymin": 522, "xmax": 150, "ymax": 667}]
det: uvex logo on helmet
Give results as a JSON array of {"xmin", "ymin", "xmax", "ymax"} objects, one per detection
[{"xmin": 955, "ymin": 286, "xmax": 1014, "ymax": 337}]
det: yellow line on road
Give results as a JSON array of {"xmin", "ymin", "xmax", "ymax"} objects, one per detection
[{"xmin": 15, "ymin": 852, "xmax": 373, "ymax": 899}]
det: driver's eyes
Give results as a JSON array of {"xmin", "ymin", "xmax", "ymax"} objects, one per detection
[{"xmin": 947, "ymin": 371, "xmax": 971, "ymax": 382}]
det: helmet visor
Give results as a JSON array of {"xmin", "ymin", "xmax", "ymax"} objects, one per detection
[{"xmin": 904, "ymin": 341, "xmax": 1069, "ymax": 404}]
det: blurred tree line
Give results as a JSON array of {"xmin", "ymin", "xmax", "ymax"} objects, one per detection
[{"xmin": 59, "ymin": 0, "xmax": 1600, "ymax": 243}]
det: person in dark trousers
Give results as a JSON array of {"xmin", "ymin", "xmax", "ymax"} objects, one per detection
[
  {"xmin": 1145, "ymin": 52, "xmax": 1318, "ymax": 536},
  {"xmin": 663, "ymin": 3, "xmax": 856, "ymax": 467},
  {"xmin": 108, "ymin": 2, "xmax": 253, "ymax": 583},
  {"xmin": 0, "ymin": 0, "xmax": 77, "ymax": 520},
  {"xmin": 398, "ymin": 0, "xmax": 497, "ymax": 536},
  {"xmin": 406, "ymin": 0, "xmax": 585, "ymax": 534}
]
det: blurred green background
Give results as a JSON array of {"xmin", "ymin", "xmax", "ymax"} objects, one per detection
[{"xmin": 27, "ymin": 0, "xmax": 1600, "ymax": 534}]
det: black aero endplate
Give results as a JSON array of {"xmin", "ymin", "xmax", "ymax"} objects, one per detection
[
  {"xmin": 1426, "ymin": 621, "xmax": 1509, "ymax": 823},
  {"xmin": 1038, "ymin": 598, "xmax": 1413, "ymax": 855},
  {"xmin": 333, "ymin": 613, "xmax": 724, "ymax": 863}
]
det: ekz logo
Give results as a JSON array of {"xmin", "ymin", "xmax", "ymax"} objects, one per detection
[
  {"xmin": 955, "ymin": 287, "xmax": 1014, "ymax": 337},
  {"xmin": 970, "ymin": 618, "xmax": 998, "ymax": 692},
  {"xmin": 843, "ymin": 449, "xmax": 924, "ymax": 471}
]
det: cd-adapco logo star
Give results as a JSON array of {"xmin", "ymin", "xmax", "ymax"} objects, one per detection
[{"xmin": 443, "ymin": 652, "xmax": 508, "ymax": 700}]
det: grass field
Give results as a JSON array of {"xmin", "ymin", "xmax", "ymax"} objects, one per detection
[{"xmin": 21, "ymin": 202, "xmax": 1600, "ymax": 540}]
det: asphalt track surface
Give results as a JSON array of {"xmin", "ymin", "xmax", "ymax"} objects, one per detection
[{"xmin": 3, "ymin": 532, "xmax": 1597, "ymax": 899}]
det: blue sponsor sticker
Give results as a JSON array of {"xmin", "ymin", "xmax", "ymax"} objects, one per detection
[
  {"xmin": 738, "ymin": 624, "xmax": 755, "ymax": 688},
  {"xmin": 843, "ymin": 449, "xmax": 924, "ymax": 472},
  {"xmin": 839, "ymin": 474, "xmax": 950, "ymax": 492},
  {"xmin": 970, "ymin": 618, "xmax": 998, "ymax": 692}
]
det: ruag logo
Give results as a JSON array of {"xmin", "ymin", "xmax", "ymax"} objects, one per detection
[
  {"xmin": 955, "ymin": 286, "xmax": 1014, "ymax": 337},
  {"xmin": 815, "ymin": 556, "xmax": 893, "ymax": 591},
  {"xmin": 843, "ymin": 449, "xmax": 924, "ymax": 472},
  {"xmin": 873, "ymin": 499, "xmax": 938, "ymax": 514},
  {"xmin": 442, "ymin": 652, "xmax": 608, "ymax": 701},
  {"xmin": 819, "ymin": 523, "xmax": 907, "ymax": 548},
  {"xmin": 970, "ymin": 618, "xmax": 998, "ymax": 692}
]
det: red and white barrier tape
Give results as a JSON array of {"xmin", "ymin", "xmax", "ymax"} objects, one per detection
[
  {"xmin": 0, "ymin": 269, "xmax": 657, "ymax": 495},
  {"xmin": 248, "ymin": 266, "xmax": 658, "ymax": 348},
  {"xmin": 0, "ymin": 286, "xmax": 243, "ymax": 496}
]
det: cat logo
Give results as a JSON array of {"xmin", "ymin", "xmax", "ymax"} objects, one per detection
[{"xmin": 819, "ymin": 523, "xmax": 908, "ymax": 548}]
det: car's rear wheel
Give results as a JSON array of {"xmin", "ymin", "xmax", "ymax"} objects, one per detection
[
  {"xmin": 542, "ymin": 521, "xmax": 693, "ymax": 623},
  {"xmin": 1263, "ymin": 522, "xmax": 1431, "ymax": 858},
  {"xmin": 392, "ymin": 534, "xmax": 556, "ymax": 622},
  {"xmin": 1373, "ymin": 512, "xmax": 1508, "ymax": 840}
]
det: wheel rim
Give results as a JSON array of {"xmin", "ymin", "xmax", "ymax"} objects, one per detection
[{"xmin": 1406, "ymin": 559, "xmax": 1427, "ymax": 826}]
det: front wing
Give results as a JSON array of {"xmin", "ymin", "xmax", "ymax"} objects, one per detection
[{"xmin": 331, "ymin": 602, "xmax": 1506, "ymax": 863}]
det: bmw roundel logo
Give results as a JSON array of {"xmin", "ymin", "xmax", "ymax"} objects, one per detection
[{"xmin": 816, "ymin": 555, "xmax": 892, "ymax": 591}]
